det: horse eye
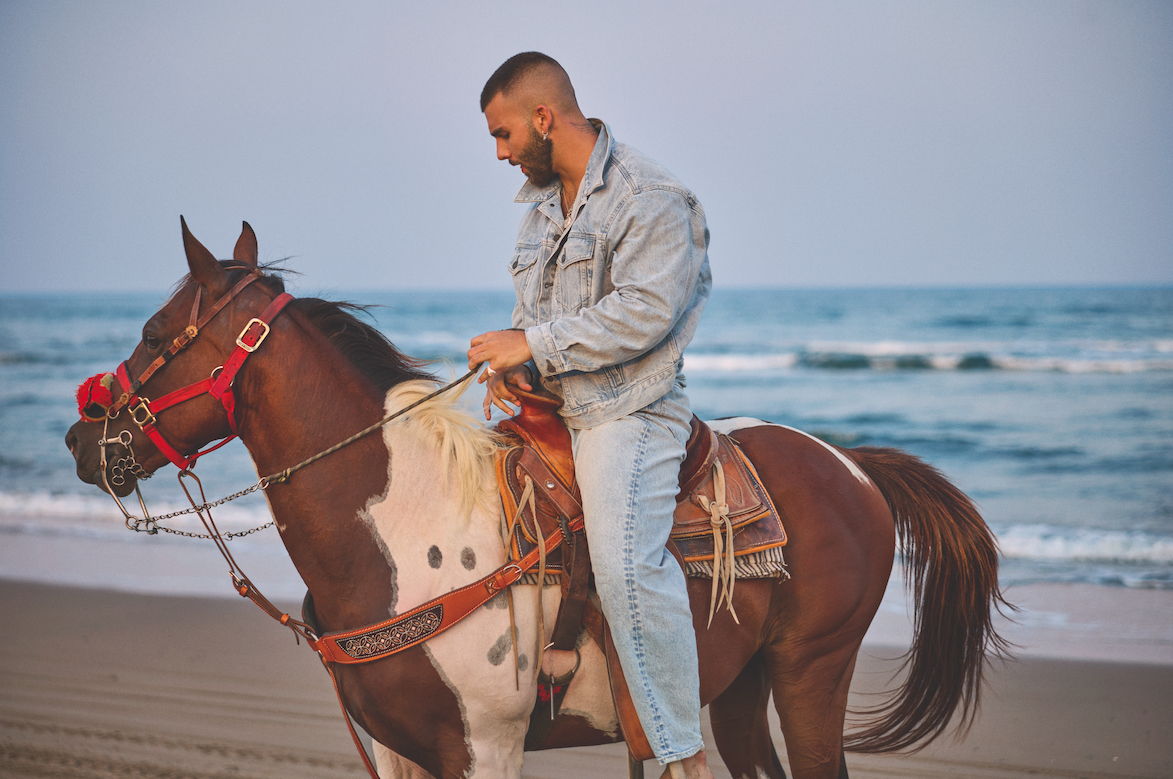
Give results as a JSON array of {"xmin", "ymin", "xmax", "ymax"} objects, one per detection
[{"xmin": 142, "ymin": 332, "xmax": 162, "ymax": 351}]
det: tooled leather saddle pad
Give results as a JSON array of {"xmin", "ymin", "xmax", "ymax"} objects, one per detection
[{"xmin": 493, "ymin": 389, "xmax": 788, "ymax": 576}]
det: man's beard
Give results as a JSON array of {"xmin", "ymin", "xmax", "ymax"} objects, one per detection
[{"xmin": 518, "ymin": 126, "xmax": 555, "ymax": 187}]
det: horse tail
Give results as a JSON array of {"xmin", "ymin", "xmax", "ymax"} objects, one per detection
[{"xmin": 840, "ymin": 446, "xmax": 1014, "ymax": 753}]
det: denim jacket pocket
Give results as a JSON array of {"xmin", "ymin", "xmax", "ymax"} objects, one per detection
[
  {"xmin": 510, "ymin": 244, "xmax": 542, "ymax": 322},
  {"xmin": 510, "ymin": 244, "xmax": 541, "ymax": 274},
  {"xmin": 556, "ymin": 234, "xmax": 597, "ymax": 312}
]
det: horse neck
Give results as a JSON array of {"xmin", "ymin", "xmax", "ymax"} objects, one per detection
[
  {"xmin": 232, "ymin": 314, "xmax": 406, "ymax": 631},
  {"xmin": 368, "ymin": 418, "xmax": 506, "ymax": 614}
]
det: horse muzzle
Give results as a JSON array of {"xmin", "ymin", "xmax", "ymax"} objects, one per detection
[{"xmin": 65, "ymin": 418, "xmax": 151, "ymax": 497}]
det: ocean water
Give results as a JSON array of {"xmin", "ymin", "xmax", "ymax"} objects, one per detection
[{"xmin": 2, "ymin": 286, "xmax": 1171, "ymax": 592}]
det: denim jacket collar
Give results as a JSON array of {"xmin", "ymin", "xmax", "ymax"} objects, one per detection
[{"xmin": 513, "ymin": 118, "xmax": 613, "ymax": 205}]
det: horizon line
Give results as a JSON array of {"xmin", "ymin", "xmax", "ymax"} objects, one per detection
[{"xmin": 4, "ymin": 281, "xmax": 1173, "ymax": 297}]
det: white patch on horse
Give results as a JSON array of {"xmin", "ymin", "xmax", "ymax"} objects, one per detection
[
  {"xmin": 707, "ymin": 417, "xmax": 873, "ymax": 486},
  {"xmin": 556, "ymin": 630, "xmax": 621, "ymax": 737},
  {"xmin": 358, "ymin": 381, "xmax": 543, "ymax": 776},
  {"xmin": 707, "ymin": 416, "xmax": 769, "ymax": 435},
  {"xmin": 372, "ymin": 741, "xmax": 433, "ymax": 778}
]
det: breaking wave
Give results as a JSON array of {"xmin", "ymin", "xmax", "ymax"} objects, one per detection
[
  {"xmin": 685, "ymin": 341, "xmax": 1173, "ymax": 374},
  {"xmin": 996, "ymin": 523, "xmax": 1173, "ymax": 565}
]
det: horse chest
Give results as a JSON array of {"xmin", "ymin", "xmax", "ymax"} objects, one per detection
[{"xmin": 363, "ymin": 429, "xmax": 540, "ymax": 773}]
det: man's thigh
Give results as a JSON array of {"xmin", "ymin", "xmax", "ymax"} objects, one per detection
[{"xmin": 571, "ymin": 390, "xmax": 692, "ymax": 553}]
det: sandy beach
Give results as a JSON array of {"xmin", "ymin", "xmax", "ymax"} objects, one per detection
[{"xmin": 1, "ymin": 576, "xmax": 1170, "ymax": 778}]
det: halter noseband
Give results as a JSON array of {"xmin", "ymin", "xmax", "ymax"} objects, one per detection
[{"xmin": 77, "ymin": 269, "xmax": 293, "ymax": 471}]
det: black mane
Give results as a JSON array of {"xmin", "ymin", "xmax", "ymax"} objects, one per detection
[
  {"xmin": 213, "ymin": 263, "xmax": 436, "ymax": 392},
  {"xmin": 288, "ymin": 297, "xmax": 435, "ymax": 391}
]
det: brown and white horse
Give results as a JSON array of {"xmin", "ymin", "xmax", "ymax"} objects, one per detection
[{"xmin": 66, "ymin": 220, "xmax": 1011, "ymax": 778}]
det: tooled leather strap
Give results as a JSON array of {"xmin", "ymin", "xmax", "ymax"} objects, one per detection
[{"xmin": 310, "ymin": 512, "xmax": 585, "ymax": 665}]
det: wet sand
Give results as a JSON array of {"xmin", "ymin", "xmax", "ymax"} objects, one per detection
[{"xmin": 2, "ymin": 579, "xmax": 1171, "ymax": 777}]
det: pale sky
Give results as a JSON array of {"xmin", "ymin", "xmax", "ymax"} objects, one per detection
[{"xmin": 2, "ymin": 1, "xmax": 1170, "ymax": 293}]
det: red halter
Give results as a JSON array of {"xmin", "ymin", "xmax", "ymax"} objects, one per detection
[{"xmin": 76, "ymin": 270, "xmax": 293, "ymax": 470}]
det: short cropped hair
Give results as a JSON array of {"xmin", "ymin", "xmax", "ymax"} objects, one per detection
[{"xmin": 479, "ymin": 51, "xmax": 568, "ymax": 111}]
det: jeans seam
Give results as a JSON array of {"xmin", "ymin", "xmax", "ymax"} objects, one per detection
[
  {"xmin": 656, "ymin": 742, "xmax": 706, "ymax": 767},
  {"xmin": 623, "ymin": 415, "xmax": 672, "ymax": 753}
]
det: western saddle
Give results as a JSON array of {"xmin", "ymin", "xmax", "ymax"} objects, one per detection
[{"xmin": 494, "ymin": 387, "xmax": 787, "ymax": 758}]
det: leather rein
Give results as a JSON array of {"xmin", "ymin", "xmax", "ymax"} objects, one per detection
[{"xmin": 78, "ymin": 273, "xmax": 576, "ymax": 777}]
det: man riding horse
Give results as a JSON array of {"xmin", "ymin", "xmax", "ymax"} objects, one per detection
[{"xmin": 468, "ymin": 52, "xmax": 715, "ymax": 779}]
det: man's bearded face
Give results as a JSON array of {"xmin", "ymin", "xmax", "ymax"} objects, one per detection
[{"xmin": 515, "ymin": 124, "xmax": 555, "ymax": 187}]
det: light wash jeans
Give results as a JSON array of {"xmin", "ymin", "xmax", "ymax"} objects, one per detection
[{"xmin": 570, "ymin": 385, "xmax": 703, "ymax": 765}]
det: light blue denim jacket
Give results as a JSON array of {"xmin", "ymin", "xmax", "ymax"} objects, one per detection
[{"xmin": 511, "ymin": 120, "xmax": 711, "ymax": 429}]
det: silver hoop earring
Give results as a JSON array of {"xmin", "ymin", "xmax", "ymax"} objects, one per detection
[{"xmin": 542, "ymin": 132, "xmax": 549, "ymax": 141}]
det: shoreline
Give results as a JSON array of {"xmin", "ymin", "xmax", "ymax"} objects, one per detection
[
  {"xmin": 4, "ymin": 525, "xmax": 1173, "ymax": 664},
  {"xmin": 1, "ymin": 579, "xmax": 1171, "ymax": 777}
]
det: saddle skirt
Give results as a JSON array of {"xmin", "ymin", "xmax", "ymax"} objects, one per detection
[{"xmin": 493, "ymin": 389, "xmax": 789, "ymax": 588}]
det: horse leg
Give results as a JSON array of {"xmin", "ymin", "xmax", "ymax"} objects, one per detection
[
  {"xmin": 708, "ymin": 652, "xmax": 786, "ymax": 779},
  {"xmin": 373, "ymin": 741, "xmax": 435, "ymax": 778},
  {"xmin": 766, "ymin": 643, "xmax": 858, "ymax": 779},
  {"xmin": 722, "ymin": 424, "xmax": 895, "ymax": 778}
]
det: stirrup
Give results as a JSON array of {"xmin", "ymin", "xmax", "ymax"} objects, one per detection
[{"xmin": 534, "ymin": 647, "xmax": 581, "ymax": 721}]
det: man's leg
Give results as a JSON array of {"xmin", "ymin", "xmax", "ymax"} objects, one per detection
[{"xmin": 571, "ymin": 388, "xmax": 704, "ymax": 766}]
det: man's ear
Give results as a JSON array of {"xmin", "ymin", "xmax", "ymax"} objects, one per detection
[{"xmin": 533, "ymin": 104, "xmax": 552, "ymax": 137}]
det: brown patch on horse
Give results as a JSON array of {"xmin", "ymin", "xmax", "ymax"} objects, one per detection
[{"xmin": 342, "ymin": 649, "xmax": 474, "ymax": 777}]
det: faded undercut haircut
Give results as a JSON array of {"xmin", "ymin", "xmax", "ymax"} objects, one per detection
[{"xmin": 479, "ymin": 51, "xmax": 575, "ymax": 112}]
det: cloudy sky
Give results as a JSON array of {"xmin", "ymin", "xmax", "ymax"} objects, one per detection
[{"xmin": 2, "ymin": 1, "xmax": 1170, "ymax": 293}]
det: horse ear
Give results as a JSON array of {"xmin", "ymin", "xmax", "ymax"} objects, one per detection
[
  {"xmin": 180, "ymin": 215, "xmax": 225, "ymax": 288},
  {"xmin": 233, "ymin": 221, "xmax": 258, "ymax": 267}
]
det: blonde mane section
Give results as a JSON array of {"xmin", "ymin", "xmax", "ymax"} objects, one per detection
[{"xmin": 383, "ymin": 377, "xmax": 506, "ymax": 521}]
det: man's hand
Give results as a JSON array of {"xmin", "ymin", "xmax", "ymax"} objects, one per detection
[
  {"xmin": 468, "ymin": 329, "xmax": 535, "ymax": 419},
  {"xmin": 467, "ymin": 329, "xmax": 532, "ymax": 374},
  {"xmin": 478, "ymin": 365, "xmax": 534, "ymax": 420}
]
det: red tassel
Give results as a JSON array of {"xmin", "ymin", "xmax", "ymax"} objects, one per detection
[{"xmin": 77, "ymin": 372, "xmax": 116, "ymax": 421}]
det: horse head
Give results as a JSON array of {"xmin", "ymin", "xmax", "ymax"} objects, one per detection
[{"xmin": 65, "ymin": 217, "xmax": 283, "ymax": 498}]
